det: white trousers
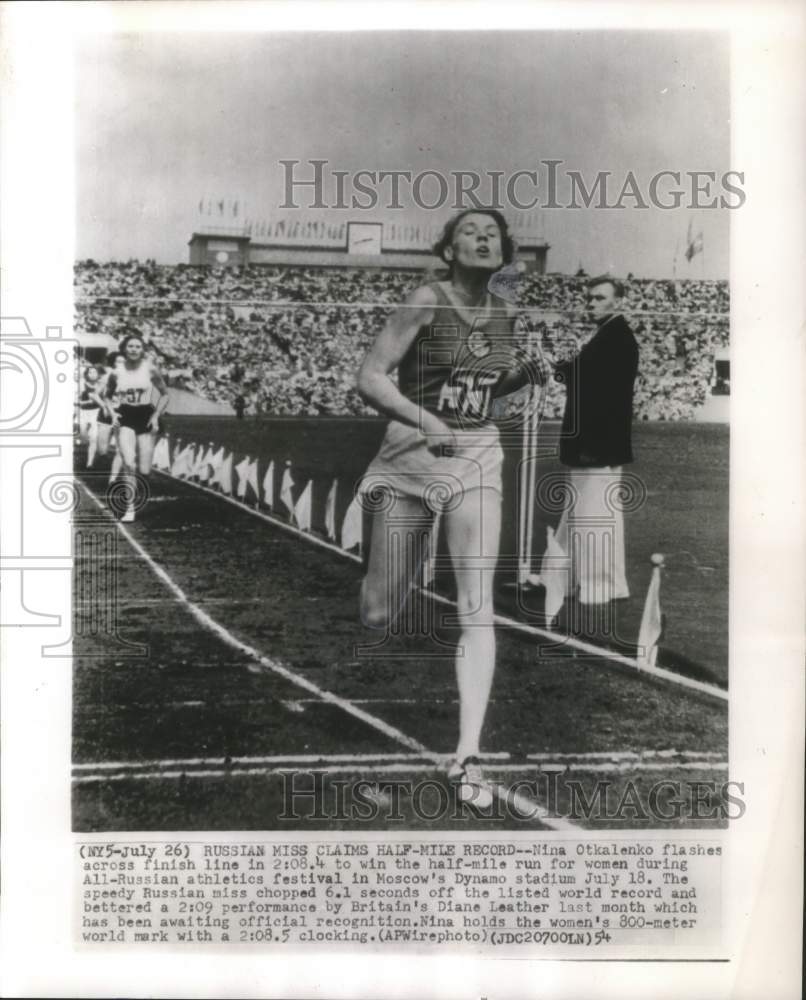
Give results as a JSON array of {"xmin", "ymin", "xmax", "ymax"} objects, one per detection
[{"xmin": 556, "ymin": 467, "xmax": 629, "ymax": 605}]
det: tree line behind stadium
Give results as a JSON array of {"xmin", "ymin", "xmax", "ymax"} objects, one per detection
[{"xmin": 75, "ymin": 261, "xmax": 728, "ymax": 422}]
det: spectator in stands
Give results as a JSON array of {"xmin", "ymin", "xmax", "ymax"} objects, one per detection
[{"xmin": 74, "ymin": 261, "xmax": 727, "ymax": 421}]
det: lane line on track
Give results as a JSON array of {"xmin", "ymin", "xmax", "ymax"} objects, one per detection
[
  {"xmin": 76, "ymin": 479, "xmax": 575, "ymax": 830},
  {"xmin": 73, "ymin": 748, "xmax": 726, "ymax": 772},
  {"xmin": 73, "ymin": 760, "xmax": 729, "ymax": 785},
  {"xmin": 154, "ymin": 469, "xmax": 728, "ymax": 703}
]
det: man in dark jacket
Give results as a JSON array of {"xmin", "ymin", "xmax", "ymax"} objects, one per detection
[{"xmin": 553, "ymin": 276, "xmax": 639, "ymax": 605}]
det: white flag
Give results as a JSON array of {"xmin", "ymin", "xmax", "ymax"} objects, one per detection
[
  {"xmin": 188, "ymin": 444, "xmax": 202, "ymax": 479},
  {"xmin": 211, "ymin": 446, "xmax": 226, "ymax": 474},
  {"xmin": 213, "ymin": 451, "xmax": 233, "ymax": 495},
  {"xmin": 152, "ymin": 436, "xmax": 170, "ymax": 471},
  {"xmin": 280, "ymin": 464, "xmax": 295, "ymax": 517},
  {"xmin": 171, "ymin": 443, "xmax": 192, "ymax": 479},
  {"xmin": 262, "ymin": 460, "xmax": 275, "ymax": 508},
  {"xmin": 245, "ymin": 458, "xmax": 259, "ymax": 501},
  {"xmin": 197, "ymin": 444, "xmax": 216, "ymax": 482},
  {"xmin": 541, "ymin": 525, "xmax": 570, "ymax": 623},
  {"xmin": 638, "ymin": 559, "xmax": 664, "ymax": 667},
  {"xmin": 341, "ymin": 494, "xmax": 363, "ymax": 553},
  {"xmin": 294, "ymin": 480, "xmax": 312, "ymax": 531},
  {"xmin": 235, "ymin": 455, "xmax": 251, "ymax": 499},
  {"xmin": 324, "ymin": 479, "xmax": 338, "ymax": 541}
]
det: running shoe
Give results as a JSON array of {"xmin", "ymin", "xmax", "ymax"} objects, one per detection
[
  {"xmin": 448, "ymin": 756, "xmax": 494, "ymax": 809},
  {"xmin": 121, "ymin": 507, "xmax": 135, "ymax": 524}
]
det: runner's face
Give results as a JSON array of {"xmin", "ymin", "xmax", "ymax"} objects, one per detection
[
  {"xmin": 85, "ymin": 367, "xmax": 98, "ymax": 383},
  {"xmin": 125, "ymin": 339, "xmax": 144, "ymax": 361},
  {"xmin": 587, "ymin": 283, "xmax": 618, "ymax": 322},
  {"xmin": 449, "ymin": 214, "xmax": 503, "ymax": 272}
]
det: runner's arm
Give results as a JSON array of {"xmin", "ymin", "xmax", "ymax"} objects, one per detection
[
  {"xmin": 148, "ymin": 367, "xmax": 170, "ymax": 430},
  {"xmin": 357, "ymin": 285, "xmax": 455, "ymax": 450}
]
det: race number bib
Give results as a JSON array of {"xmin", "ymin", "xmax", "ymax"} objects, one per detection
[{"xmin": 436, "ymin": 368, "xmax": 500, "ymax": 421}]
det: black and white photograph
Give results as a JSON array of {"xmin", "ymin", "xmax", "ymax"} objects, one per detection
[
  {"xmin": 71, "ymin": 29, "xmax": 733, "ymax": 833},
  {"xmin": 0, "ymin": 1, "xmax": 803, "ymax": 996}
]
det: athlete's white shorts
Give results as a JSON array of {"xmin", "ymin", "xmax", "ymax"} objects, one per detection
[{"xmin": 359, "ymin": 419, "xmax": 503, "ymax": 512}]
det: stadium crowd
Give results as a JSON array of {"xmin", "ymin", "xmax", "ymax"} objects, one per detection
[{"xmin": 75, "ymin": 261, "xmax": 729, "ymax": 420}]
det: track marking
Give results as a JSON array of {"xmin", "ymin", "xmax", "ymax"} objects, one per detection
[
  {"xmin": 74, "ymin": 596, "xmax": 292, "ymax": 608},
  {"xmin": 73, "ymin": 750, "xmax": 724, "ymax": 771},
  {"xmin": 154, "ymin": 469, "xmax": 728, "ymax": 703},
  {"xmin": 72, "ymin": 760, "xmax": 728, "ymax": 785},
  {"xmin": 73, "ymin": 749, "xmax": 726, "ymax": 772},
  {"xmin": 76, "ymin": 480, "xmax": 572, "ymax": 830},
  {"xmin": 77, "ymin": 481, "xmax": 427, "ymax": 754}
]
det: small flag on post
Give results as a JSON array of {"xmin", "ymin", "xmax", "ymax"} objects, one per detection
[
  {"xmin": 324, "ymin": 479, "xmax": 338, "ymax": 541},
  {"xmin": 540, "ymin": 525, "xmax": 570, "ymax": 623},
  {"xmin": 211, "ymin": 446, "xmax": 226, "ymax": 476},
  {"xmin": 294, "ymin": 480, "xmax": 312, "ymax": 531},
  {"xmin": 188, "ymin": 444, "xmax": 202, "ymax": 480},
  {"xmin": 244, "ymin": 458, "xmax": 259, "ymax": 502},
  {"xmin": 280, "ymin": 463, "xmax": 295, "ymax": 518},
  {"xmin": 152, "ymin": 436, "xmax": 171, "ymax": 471},
  {"xmin": 197, "ymin": 443, "xmax": 216, "ymax": 483},
  {"xmin": 213, "ymin": 451, "xmax": 233, "ymax": 495},
  {"xmin": 171, "ymin": 443, "xmax": 193, "ymax": 479},
  {"xmin": 637, "ymin": 553, "xmax": 665, "ymax": 667},
  {"xmin": 262, "ymin": 460, "xmax": 275, "ymax": 508},
  {"xmin": 235, "ymin": 455, "xmax": 251, "ymax": 499},
  {"xmin": 341, "ymin": 494, "xmax": 363, "ymax": 553}
]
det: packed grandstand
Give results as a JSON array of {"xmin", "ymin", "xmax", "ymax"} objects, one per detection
[{"xmin": 74, "ymin": 261, "xmax": 729, "ymax": 421}]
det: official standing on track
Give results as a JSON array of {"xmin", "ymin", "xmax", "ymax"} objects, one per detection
[
  {"xmin": 356, "ymin": 209, "xmax": 544, "ymax": 804},
  {"xmin": 103, "ymin": 334, "xmax": 170, "ymax": 523},
  {"xmin": 554, "ymin": 276, "xmax": 639, "ymax": 607}
]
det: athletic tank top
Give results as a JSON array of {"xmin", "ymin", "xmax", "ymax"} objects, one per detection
[
  {"xmin": 114, "ymin": 361, "xmax": 153, "ymax": 407},
  {"xmin": 100, "ymin": 371, "xmax": 120, "ymax": 408},
  {"xmin": 397, "ymin": 282, "xmax": 519, "ymax": 429},
  {"xmin": 79, "ymin": 384, "xmax": 100, "ymax": 409}
]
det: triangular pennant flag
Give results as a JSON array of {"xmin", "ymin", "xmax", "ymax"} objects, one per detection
[
  {"xmin": 213, "ymin": 451, "xmax": 233, "ymax": 495},
  {"xmin": 280, "ymin": 463, "xmax": 295, "ymax": 518},
  {"xmin": 638, "ymin": 557, "xmax": 664, "ymax": 667},
  {"xmin": 235, "ymin": 455, "xmax": 251, "ymax": 499},
  {"xmin": 540, "ymin": 525, "xmax": 570, "ymax": 623},
  {"xmin": 245, "ymin": 458, "xmax": 259, "ymax": 502},
  {"xmin": 171, "ymin": 443, "xmax": 192, "ymax": 479},
  {"xmin": 341, "ymin": 494, "xmax": 363, "ymax": 553},
  {"xmin": 262, "ymin": 460, "xmax": 275, "ymax": 508},
  {"xmin": 324, "ymin": 479, "xmax": 338, "ymax": 541},
  {"xmin": 197, "ymin": 444, "xmax": 216, "ymax": 483},
  {"xmin": 294, "ymin": 480, "xmax": 312, "ymax": 532},
  {"xmin": 211, "ymin": 446, "xmax": 225, "ymax": 474},
  {"xmin": 152, "ymin": 436, "xmax": 171, "ymax": 471},
  {"xmin": 188, "ymin": 444, "xmax": 202, "ymax": 480}
]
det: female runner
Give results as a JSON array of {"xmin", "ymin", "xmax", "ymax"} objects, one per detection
[
  {"xmin": 77, "ymin": 365, "xmax": 104, "ymax": 468},
  {"xmin": 356, "ymin": 209, "xmax": 544, "ymax": 803},
  {"xmin": 103, "ymin": 334, "xmax": 169, "ymax": 522}
]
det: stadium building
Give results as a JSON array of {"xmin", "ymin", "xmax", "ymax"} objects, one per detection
[{"xmin": 188, "ymin": 218, "xmax": 550, "ymax": 272}]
